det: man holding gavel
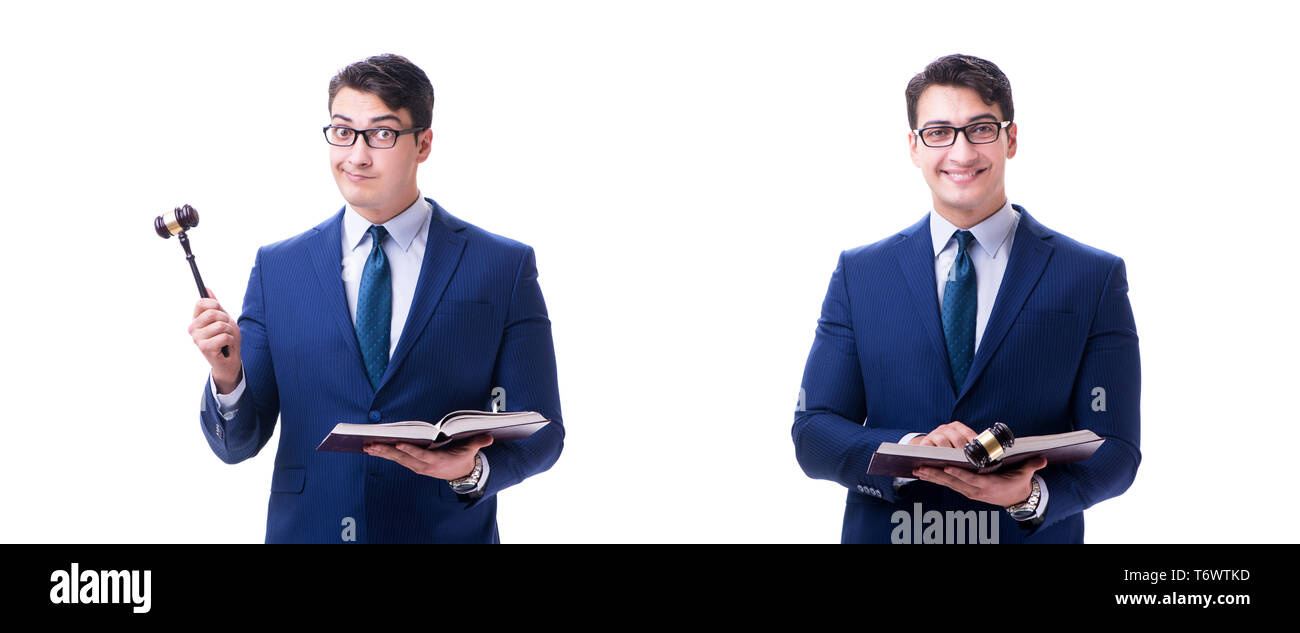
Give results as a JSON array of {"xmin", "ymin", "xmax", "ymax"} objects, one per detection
[{"xmin": 188, "ymin": 54, "xmax": 564, "ymax": 543}]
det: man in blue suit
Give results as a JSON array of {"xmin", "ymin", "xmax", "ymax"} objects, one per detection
[
  {"xmin": 188, "ymin": 54, "xmax": 564, "ymax": 543},
  {"xmin": 793, "ymin": 54, "xmax": 1139, "ymax": 543}
]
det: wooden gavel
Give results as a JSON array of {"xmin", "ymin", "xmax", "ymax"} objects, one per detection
[
  {"xmin": 964, "ymin": 422, "xmax": 1015, "ymax": 468},
  {"xmin": 155, "ymin": 204, "xmax": 229, "ymax": 358}
]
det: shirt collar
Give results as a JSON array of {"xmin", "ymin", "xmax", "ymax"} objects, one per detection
[
  {"xmin": 929, "ymin": 200, "xmax": 1017, "ymax": 259},
  {"xmin": 343, "ymin": 193, "xmax": 431, "ymax": 253}
]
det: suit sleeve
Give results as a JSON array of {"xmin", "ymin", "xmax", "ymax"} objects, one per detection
[
  {"xmin": 465, "ymin": 246, "xmax": 564, "ymax": 507},
  {"xmin": 198, "ymin": 247, "xmax": 281, "ymax": 464},
  {"xmin": 1028, "ymin": 256, "xmax": 1141, "ymax": 535},
  {"xmin": 792, "ymin": 251, "xmax": 914, "ymax": 503}
]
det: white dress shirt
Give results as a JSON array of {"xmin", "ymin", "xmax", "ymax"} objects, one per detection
[
  {"xmin": 893, "ymin": 201, "xmax": 1047, "ymax": 520},
  {"xmin": 208, "ymin": 193, "xmax": 489, "ymax": 491}
]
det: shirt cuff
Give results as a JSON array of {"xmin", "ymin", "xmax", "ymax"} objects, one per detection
[{"xmin": 209, "ymin": 370, "xmax": 246, "ymax": 421}]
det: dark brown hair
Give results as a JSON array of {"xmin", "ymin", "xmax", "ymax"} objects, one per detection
[
  {"xmin": 328, "ymin": 54, "xmax": 434, "ymax": 130},
  {"xmin": 905, "ymin": 54, "xmax": 1013, "ymax": 130}
]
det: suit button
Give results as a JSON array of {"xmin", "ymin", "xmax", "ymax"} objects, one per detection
[{"xmin": 368, "ymin": 410, "xmax": 381, "ymax": 422}]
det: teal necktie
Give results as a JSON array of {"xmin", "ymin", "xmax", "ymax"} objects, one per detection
[
  {"xmin": 941, "ymin": 230, "xmax": 976, "ymax": 392},
  {"xmin": 356, "ymin": 225, "xmax": 391, "ymax": 390}
]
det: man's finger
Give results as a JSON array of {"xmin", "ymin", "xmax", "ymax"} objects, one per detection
[
  {"xmin": 1022, "ymin": 457, "xmax": 1049, "ymax": 473},
  {"xmin": 935, "ymin": 429, "xmax": 966, "ymax": 448},
  {"xmin": 940, "ymin": 465, "xmax": 982, "ymax": 487},
  {"xmin": 366, "ymin": 443, "xmax": 428, "ymax": 473},
  {"xmin": 199, "ymin": 332, "xmax": 237, "ymax": 356},
  {"xmin": 432, "ymin": 434, "xmax": 494, "ymax": 456},
  {"xmin": 194, "ymin": 320, "xmax": 234, "ymax": 341},
  {"xmin": 919, "ymin": 467, "xmax": 978, "ymax": 498},
  {"xmin": 193, "ymin": 298, "xmax": 223, "ymax": 319},
  {"xmin": 190, "ymin": 308, "xmax": 227, "ymax": 332},
  {"xmin": 1004, "ymin": 457, "xmax": 1048, "ymax": 476},
  {"xmin": 948, "ymin": 421, "xmax": 977, "ymax": 438},
  {"xmin": 393, "ymin": 443, "xmax": 440, "ymax": 466}
]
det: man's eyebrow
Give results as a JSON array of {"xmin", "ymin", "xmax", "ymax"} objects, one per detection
[
  {"xmin": 365, "ymin": 114, "xmax": 403, "ymax": 126},
  {"xmin": 330, "ymin": 114, "xmax": 405, "ymax": 126},
  {"xmin": 920, "ymin": 113, "xmax": 1000, "ymax": 128}
]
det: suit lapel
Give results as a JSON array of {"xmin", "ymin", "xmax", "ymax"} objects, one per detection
[
  {"xmin": 956, "ymin": 206, "xmax": 1054, "ymax": 400},
  {"xmin": 894, "ymin": 214, "xmax": 952, "ymax": 383},
  {"xmin": 377, "ymin": 199, "xmax": 468, "ymax": 391},
  {"xmin": 308, "ymin": 209, "xmax": 364, "ymax": 369}
]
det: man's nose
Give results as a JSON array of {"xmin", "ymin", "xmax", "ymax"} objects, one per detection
[
  {"xmin": 947, "ymin": 131, "xmax": 979, "ymax": 163},
  {"xmin": 346, "ymin": 137, "xmax": 373, "ymax": 167}
]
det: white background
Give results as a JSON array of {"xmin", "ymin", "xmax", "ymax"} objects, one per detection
[{"xmin": 0, "ymin": 0, "xmax": 1295, "ymax": 543}]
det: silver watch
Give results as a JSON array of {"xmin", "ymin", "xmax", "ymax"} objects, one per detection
[
  {"xmin": 449, "ymin": 453, "xmax": 483, "ymax": 494},
  {"xmin": 1006, "ymin": 476, "xmax": 1041, "ymax": 521}
]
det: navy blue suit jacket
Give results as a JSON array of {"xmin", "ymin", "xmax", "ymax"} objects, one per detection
[
  {"xmin": 793, "ymin": 207, "xmax": 1140, "ymax": 543},
  {"xmin": 199, "ymin": 198, "xmax": 564, "ymax": 543}
]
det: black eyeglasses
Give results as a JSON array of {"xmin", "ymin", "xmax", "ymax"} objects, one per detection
[
  {"xmin": 913, "ymin": 120, "xmax": 1012, "ymax": 148},
  {"xmin": 323, "ymin": 125, "xmax": 425, "ymax": 149}
]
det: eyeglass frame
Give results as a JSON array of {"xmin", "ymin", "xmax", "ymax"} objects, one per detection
[
  {"xmin": 322, "ymin": 125, "xmax": 427, "ymax": 149},
  {"xmin": 911, "ymin": 120, "xmax": 1013, "ymax": 148}
]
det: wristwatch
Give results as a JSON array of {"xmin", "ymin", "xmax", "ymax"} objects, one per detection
[
  {"xmin": 1005, "ymin": 476, "xmax": 1041, "ymax": 521},
  {"xmin": 448, "ymin": 453, "xmax": 483, "ymax": 494}
]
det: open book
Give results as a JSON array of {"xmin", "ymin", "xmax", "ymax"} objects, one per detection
[
  {"xmin": 865, "ymin": 429, "xmax": 1104, "ymax": 478},
  {"xmin": 316, "ymin": 410, "xmax": 550, "ymax": 454}
]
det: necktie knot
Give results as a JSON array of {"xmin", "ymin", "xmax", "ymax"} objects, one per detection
[
  {"xmin": 368, "ymin": 224, "xmax": 389, "ymax": 246},
  {"xmin": 954, "ymin": 230, "xmax": 975, "ymax": 254}
]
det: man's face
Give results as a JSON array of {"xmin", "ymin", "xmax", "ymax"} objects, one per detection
[
  {"xmin": 909, "ymin": 84, "xmax": 1017, "ymax": 223},
  {"xmin": 329, "ymin": 86, "xmax": 431, "ymax": 218}
]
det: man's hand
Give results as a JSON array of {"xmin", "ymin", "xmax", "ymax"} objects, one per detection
[
  {"xmin": 908, "ymin": 420, "xmax": 979, "ymax": 448},
  {"xmin": 364, "ymin": 434, "xmax": 494, "ymax": 481},
  {"xmin": 908, "ymin": 420, "xmax": 1048, "ymax": 506},
  {"xmin": 189, "ymin": 287, "xmax": 242, "ymax": 393},
  {"xmin": 912, "ymin": 456, "xmax": 1048, "ymax": 507}
]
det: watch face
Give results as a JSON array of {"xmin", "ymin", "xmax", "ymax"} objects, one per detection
[
  {"xmin": 451, "ymin": 482, "xmax": 477, "ymax": 494},
  {"xmin": 1009, "ymin": 509, "xmax": 1035, "ymax": 521}
]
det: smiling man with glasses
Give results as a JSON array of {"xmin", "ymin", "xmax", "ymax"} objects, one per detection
[
  {"xmin": 189, "ymin": 54, "xmax": 565, "ymax": 543},
  {"xmin": 793, "ymin": 54, "xmax": 1141, "ymax": 544}
]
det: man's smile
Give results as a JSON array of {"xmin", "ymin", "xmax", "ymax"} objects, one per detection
[{"xmin": 941, "ymin": 167, "xmax": 987, "ymax": 183}]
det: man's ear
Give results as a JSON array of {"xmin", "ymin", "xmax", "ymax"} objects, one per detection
[
  {"xmin": 1005, "ymin": 122, "xmax": 1017, "ymax": 159},
  {"xmin": 416, "ymin": 128, "xmax": 433, "ymax": 163},
  {"xmin": 908, "ymin": 131, "xmax": 921, "ymax": 167}
]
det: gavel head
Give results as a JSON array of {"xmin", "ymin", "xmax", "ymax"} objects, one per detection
[
  {"xmin": 963, "ymin": 422, "xmax": 1015, "ymax": 468},
  {"xmin": 153, "ymin": 204, "xmax": 200, "ymax": 239}
]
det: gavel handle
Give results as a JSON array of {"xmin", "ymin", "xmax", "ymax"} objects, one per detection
[{"xmin": 181, "ymin": 232, "xmax": 229, "ymax": 358}]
